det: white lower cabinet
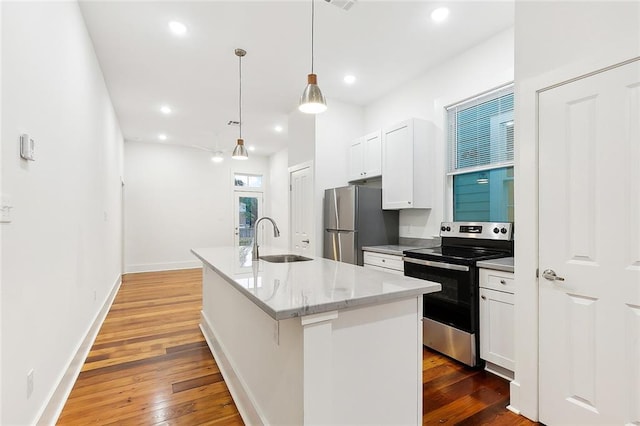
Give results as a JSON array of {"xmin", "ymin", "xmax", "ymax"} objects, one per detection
[
  {"xmin": 363, "ymin": 251, "xmax": 404, "ymax": 275},
  {"xmin": 479, "ymin": 268, "xmax": 515, "ymax": 380}
]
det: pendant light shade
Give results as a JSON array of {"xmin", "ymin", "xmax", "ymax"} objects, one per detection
[
  {"xmin": 233, "ymin": 48, "xmax": 249, "ymax": 160},
  {"xmin": 299, "ymin": 0, "xmax": 327, "ymax": 114},
  {"xmin": 299, "ymin": 73, "xmax": 327, "ymax": 114},
  {"xmin": 211, "ymin": 151, "xmax": 224, "ymax": 163},
  {"xmin": 232, "ymin": 138, "xmax": 248, "ymax": 160}
]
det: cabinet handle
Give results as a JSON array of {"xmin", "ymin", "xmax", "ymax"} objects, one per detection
[
  {"xmin": 408, "ymin": 201, "xmax": 412, "ymax": 205},
  {"xmin": 481, "ymin": 295, "xmax": 486, "ymax": 300},
  {"xmin": 500, "ymin": 279, "xmax": 506, "ymax": 284},
  {"xmin": 382, "ymin": 259, "xmax": 386, "ymax": 262}
]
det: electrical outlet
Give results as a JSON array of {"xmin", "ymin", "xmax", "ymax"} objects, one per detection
[
  {"xmin": 27, "ymin": 369, "xmax": 34, "ymax": 399},
  {"xmin": 1, "ymin": 194, "xmax": 13, "ymax": 224}
]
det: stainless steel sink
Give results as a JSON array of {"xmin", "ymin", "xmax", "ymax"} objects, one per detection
[{"xmin": 259, "ymin": 254, "xmax": 313, "ymax": 263}]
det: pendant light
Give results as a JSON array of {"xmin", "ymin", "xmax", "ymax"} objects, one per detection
[
  {"xmin": 298, "ymin": 0, "xmax": 327, "ymax": 114},
  {"xmin": 211, "ymin": 151, "xmax": 224, "ymax": 163},
  {"xmin": 232, "ymin": 48, "xmax": 249, "ymax": 160}
]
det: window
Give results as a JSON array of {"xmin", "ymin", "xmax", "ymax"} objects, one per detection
[
  {"xmin": 447, "ymin": 85, "xmax": 514, "ymax": 222},
  {"xmin": 234, "ymin": 173, "xmax": 263, "ymax": 188}
]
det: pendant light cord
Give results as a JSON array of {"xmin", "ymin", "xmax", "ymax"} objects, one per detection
[
  {"xmin": 238, "ymin": 53, "xmax": 242, "ymax": 139},
  {"xmin": 311, "ymin": 0, "xmax": 315, "ymax": 74}
]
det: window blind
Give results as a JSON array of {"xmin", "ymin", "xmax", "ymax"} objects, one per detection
[{"xmin": 447, "ymin": 84, "xmax": 514, "ymax": 174}]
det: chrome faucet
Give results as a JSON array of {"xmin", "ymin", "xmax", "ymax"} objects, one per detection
[{"xmin": 253, "ymin": 217, "xmax": 281, "ymax": 260}]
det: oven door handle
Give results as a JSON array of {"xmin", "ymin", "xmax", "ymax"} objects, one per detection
[{"xmin": 402, "ymin": 256, "xmax": 470, "ymax": 272}]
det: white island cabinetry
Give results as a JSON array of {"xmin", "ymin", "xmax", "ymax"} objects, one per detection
[{"xmin": 192, "ymin": 247, "xmax": 440, "ymax": 426}]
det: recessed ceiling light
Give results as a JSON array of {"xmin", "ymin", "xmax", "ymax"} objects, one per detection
[
  {"xmin": 248, "ymin": 146, "xmax": 256, "ymax": 152},
  {"xmin": 160, "ymin": 105, "xmax": 172, "ymax": 114},
  {"xmin": 430, "ymin": 7, "xmax": 450, "ymax": 22},
  {"xmin": 344, "ymin": 75, "xmax": 356, "ymax": 85},
  {"xmin": 274, "ymin": 125, "xmax": 283, "ymax": 133},
  {"xmin": 168, "ymin": 21, "xmax": 187, "ymax": 36},
  {"xmin": 158, "ymin": 133, "xmax": 167, "ymax": 141}
]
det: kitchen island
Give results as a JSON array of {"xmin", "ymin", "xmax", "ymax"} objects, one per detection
[{"xmin": 191, "ymin": 246, "xmax": 441, "ymax": 425}]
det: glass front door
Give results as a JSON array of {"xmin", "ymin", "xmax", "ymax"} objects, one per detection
[{"xmin": 234, "ymin": 191, "xmax": 263, "ymax": 251}]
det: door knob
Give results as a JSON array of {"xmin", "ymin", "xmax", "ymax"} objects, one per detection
[{"xmin": 542, "ymin": 269, "xmax": 565, "ymax": 282}]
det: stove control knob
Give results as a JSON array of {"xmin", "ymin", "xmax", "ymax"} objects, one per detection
[
  {"xmin": 501, "ymin": 227, "xmax": 508, "ymax": 234},
  {"xmin": 446, "ymin": 226, "xmax": 451, "ymax": 232},
  {"xmin": 493, "ymin": 227, "xmax": 500, "ymax": 234},
  {"xmin": 441, "ymin": 226, "xmax": 447, "ymax": 232}
]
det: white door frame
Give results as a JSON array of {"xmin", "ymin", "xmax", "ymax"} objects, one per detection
[
  {"xmin": 512, "ymin": 56, "xmax": 640, "ymax": 421},
  {"xmin": 288, "ymin": 161, "xmax": 314, "ymax": 255},
  {"xmin": 536, "ymin": 57, "xmax": 639, "ymax": 425}
]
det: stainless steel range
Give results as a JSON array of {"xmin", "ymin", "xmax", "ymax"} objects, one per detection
[{"xmin": 403, "ymin": 221, "xmax": 513, "ymax": 367}]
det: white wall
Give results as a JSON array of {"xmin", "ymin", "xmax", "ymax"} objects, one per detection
[
  {"xmin": 314, "ymin": 100, "xmax": 365, "ymax": 255},
  {"xmin": 124, "ymin": 142, "xmax": 270, "ymax": 272},
  {"xmin": 1, "ymin": 2, "xmax": 124, "ymax": 424},
  {"xmin": 267, "ymin": 149, "xmax": 289, "ymax": 250},
  {"xmin": 512, "ymin": 1, "xmax": 640, "ymax": 420},
  {"xmin": 0, "ymin": 1, "xmax": 4, "ymax": 422},
  {"xmin": 364, "ymin": 28, "xmax": 514, "ymax": 238},
  {"xmin": 287, "ymin": 110, "xmax": 315, "ymax": 167}
]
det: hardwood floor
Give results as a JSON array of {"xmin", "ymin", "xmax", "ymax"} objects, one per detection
[
  {"xmin": 57, "ymin": 269, "xmax": 242, "ymax": 425},
  {"xmin": 58, "ymin": 269, "xmax": 539, "ymax": 425}
]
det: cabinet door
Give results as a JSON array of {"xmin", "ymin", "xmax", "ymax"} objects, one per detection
[
  {"xmin": 362, "ymin": 130, "xmax": 382, "ymax": 178},
  {"xmin": 382, "ymin": 121, "xmax": 413, "ymax": 209},
  {"xmin": 348, "ymin": 137, "xmax": 364, "ymax": 182},
  {"xmin": 479, "ymin": 288, "xmax": 515, "ymax": 371}
]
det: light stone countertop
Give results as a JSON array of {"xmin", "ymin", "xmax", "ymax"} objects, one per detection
[
  {"xmin": 361, "ymin": 245, "xmax": 420, "ymax": 256},
  {"xmin": 362, "ymin": 237, "xmax": 441, "ymax": 256},
  {"xmin": 192, "ymin": 246, "xmax": 441, "ymax": 320},
  {"xmin": 476, "ymin": 257, "xmax": 515, "ymax": 273}
]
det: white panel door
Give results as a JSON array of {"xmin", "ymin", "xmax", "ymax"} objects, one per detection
[
  {"xmin": 290, "ymin": 165, "xmax": 313, "ymax": 256},
  {"xmin": 538, "ymin": 59, "xmax": 640, "ymax": 425}
]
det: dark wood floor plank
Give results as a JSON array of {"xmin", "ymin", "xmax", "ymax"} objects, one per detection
[
  {"xmin": 172, "ymin": 373, "xmax": 224, "ymax": 393},
  {"xmin": 58, "ymin": 269, "xmax": 538, "ymax": 426}
]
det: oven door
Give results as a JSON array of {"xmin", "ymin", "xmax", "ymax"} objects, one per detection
[{"xmin": 403, "ymin": 257, "xmax": 476, "ymax": 333}]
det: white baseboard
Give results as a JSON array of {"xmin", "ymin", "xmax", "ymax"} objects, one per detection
[
  {"xmin": 125, "ymin": 260, "xmax": 202, "ymax": 274},
  {"xmin": 507, "ymin": 379, "xmax": 521, "ymax": 415},
  {"xmin": 199, "ymin": 312, "xmax": 263, "ymax": 426},
  {"xmin": 36, "ymin": 274, "xmax": 122, "ymax": 426}
]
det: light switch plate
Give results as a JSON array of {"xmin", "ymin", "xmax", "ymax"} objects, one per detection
[{"xmin": 20, "ymin": 134, "xmax": 35, "ymax": 161}]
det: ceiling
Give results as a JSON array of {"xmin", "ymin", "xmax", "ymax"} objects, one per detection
[{"xmin": 79, "ymin": 0, "xmax": 514, "ymax": 157}]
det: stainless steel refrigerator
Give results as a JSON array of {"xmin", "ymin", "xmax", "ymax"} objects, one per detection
[{"xmin": 323, "ymin": 186, "xmax": 399, "ymax": 265}]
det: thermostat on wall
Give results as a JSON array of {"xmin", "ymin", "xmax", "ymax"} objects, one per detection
[{"xmin": 20, "ymin": 134, "xmax": 35, "ymax": 161}]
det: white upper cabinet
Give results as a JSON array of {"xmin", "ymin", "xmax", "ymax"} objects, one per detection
[
  {"xmin": 382, "ymin": 118, "xmax": 435, "ymax": 209},
  {"xmin": 348, "ymin": 130, "xmax": 382, "ymax": 182}
]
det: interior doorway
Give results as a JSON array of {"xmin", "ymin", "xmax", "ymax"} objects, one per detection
[{"xmin": 538, "ymin": 58, "xmax": 640, "ymax": 425}]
